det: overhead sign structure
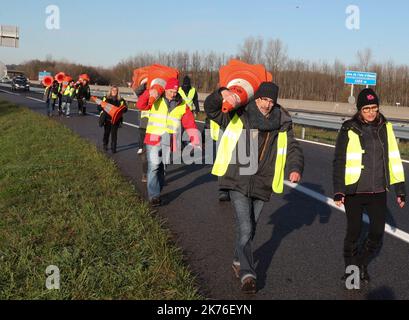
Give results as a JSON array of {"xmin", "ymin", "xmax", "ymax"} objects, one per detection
[
  {"xmin": 345, "ymin": 71, "xmax": 377, "ymax": 86},
  {"xmin": 0, "ymin": 25, "xmax": 19, "ymax": 48},
  {"xmin": 0, "ymin": 61, "xmax": 7, "ymax": 78},
  {"xmin": 345, "ymin": 70, "xmax": 377, "ymax": 104},
  {"xmin": 38, "ymin": 71, "xmax": 52, "ymax": 81}
]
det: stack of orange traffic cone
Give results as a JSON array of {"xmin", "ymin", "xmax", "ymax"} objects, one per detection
[
  {"xmin": 146, "ymin": 64, "xmax": 179, "ymax": 106},
  {"xmin": 219, "ymin": 59, "xmax": 273, "ymax": 113}
]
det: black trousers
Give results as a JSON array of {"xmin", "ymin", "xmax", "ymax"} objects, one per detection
[
  {"xmin": 78, "ymin": 98, "xmax": 86, "ymax": 114},
  {"xmin": 103, "ymin": 122, "xmax": 119, "ymax": 151},
  {"xmin": 343, "ymin": 192, "xmax": 387, "ymax": 267}
]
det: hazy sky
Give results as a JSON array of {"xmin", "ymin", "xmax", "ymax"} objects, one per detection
[{"xmin": 1, "ymin": 0, "xmax": 408, "ymax": 67}]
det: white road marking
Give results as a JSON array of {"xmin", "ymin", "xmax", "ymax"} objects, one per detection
[
  {"xmin": 0, "ymin": 89, "xmax": 20, "ymax": 96},
  {"xmin": 88, "ymin": 113, "xmax": 140, "ymax": 128},
  {"xmin": 27, "ymin": 97, "xmax": 44, "ymax": 103},
  {"xmin": 284, "ymin": 181, "xmax": 409, "ymax": 244}
]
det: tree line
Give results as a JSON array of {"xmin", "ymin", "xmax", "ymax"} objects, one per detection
[{"xmin": 11, "ymin": 37, "xmax": 409, "ymax": 106}]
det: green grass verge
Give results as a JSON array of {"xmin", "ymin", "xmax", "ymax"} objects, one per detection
[
  {"xmin": 293, "ymin": 124, "xmax": 409, "ymax": 159},
  {"xmin": 0, "ymin": 99, "xmax": 201, "ymax": 300}
]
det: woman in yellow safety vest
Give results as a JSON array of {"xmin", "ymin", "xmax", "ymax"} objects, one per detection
[
  {"xmin": 97, "ymin": 86, "xmax": 128, "ymax": 154},
  {"xmin": 204, "ymin": 82, "xmax": 304, "ymax": 294},
  {"xmin": 333, "ymin": 88, "xmax": 406, "ymax": 285}
]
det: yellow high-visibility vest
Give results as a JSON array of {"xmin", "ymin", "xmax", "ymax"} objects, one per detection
[
  {"xmin": 178, "ymin": 87, "xmax": 196, "ymax": 111},
  {"xmin": 386, "ymin": 123, "xmax": 405, "ymax": 184},
  {"xmin": 212, "ymin": 114, "xmax": 288, "ymax": 194},
  {"xmin": 146, "ymin": 98, "xmax": 188, "ymax": 135},
  {"xmin": 345, "ymin": 123, "xmax": 405, "ymax": 186},
  {"xmin": 141, "ymin": 111, "xmax": 150, "ymax": 119},
  {"xmin": 210, "ymin": 120, "xmax": 220, "ymax": 141},
  {"xmin": 63, "ymin": 85, "xmax": 75, "ymax": 97}
]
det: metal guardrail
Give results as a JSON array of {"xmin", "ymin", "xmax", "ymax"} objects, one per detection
[
  {"xmin": 291, "ymin": 113, "xmax": 409, "ymax": 140},
  {"xmin": 2, "ymin": 83, "xmax": 409, "ymax": 140}
]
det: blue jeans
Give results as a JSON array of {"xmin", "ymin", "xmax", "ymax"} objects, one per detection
[
  {"xmin": 47, "ymin": 98, "xmax": 57, "ymax": 115},
  {"xmin": 229, "ymin": 190, "xmax": 265, "ymax": 282},
  {"xmin": 146, "ymin": 144, "xmax": 170, "ymax": 200}
]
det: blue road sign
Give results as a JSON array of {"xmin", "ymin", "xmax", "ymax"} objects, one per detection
[
  {"xmin": 345, "ymin": 71, "xmax": 377, "ymax": 86},
  {"xmin": 38, "ymin": 71, "xmax": 51, "ymax": 81}
]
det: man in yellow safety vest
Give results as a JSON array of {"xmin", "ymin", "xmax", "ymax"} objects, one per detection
[
  {"xmin": 137, "ymin": 78, "xmax": 201, "ymax": 207},
  {"xmin": 204, "ymin": 82, "xmax": 304, "ymax": 294}
]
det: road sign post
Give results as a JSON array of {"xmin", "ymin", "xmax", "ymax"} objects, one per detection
[{"xmin": 345, "ymin": 71, "xmax": 377, "ymax": 104}]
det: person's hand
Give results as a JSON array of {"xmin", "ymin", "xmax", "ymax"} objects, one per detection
[
  {"xmin": 397, "ymin": 196, "xmax": 406, "ymax": 209},
  {"xmin": 334, "ymin": 193, "xmax": 345, "ymax": 207},
  {"xmin": 221, "ymin": 89, "xmax": 240, "ymax": 109},
  {"xmin": 289, "ymin": 172, "xmax": 301, "ymax": 183}
]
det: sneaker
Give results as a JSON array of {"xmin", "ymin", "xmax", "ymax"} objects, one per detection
[
  {"xmin": 137, "ymin": 148, "xmax": 144, "ymax": 155},
  {"xmin": 232, "ymin": 263, "xmax": 240, "ymax": 279},
  {"xmin": 241, "ymin": 277, "xmax": 257, "ymax": 294},
  {"xmin": 103, "ymin": 144, "xmax": 108, "ymax": 151},
  {"xmin": 141, "ymin": 174, "xmax": 147, "ymax": 183},
  {"xmin": 150, "ymin": 197, "xmax": 161, "ymax": 207}
]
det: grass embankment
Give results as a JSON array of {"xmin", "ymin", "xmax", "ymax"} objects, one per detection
[
  {"xmin": 0, "ymin": 99, "xmax": 200, "ymax": 300},
  {"xmin": 293, "ymin": 124, "xmax": 409, "ymax": 159}
]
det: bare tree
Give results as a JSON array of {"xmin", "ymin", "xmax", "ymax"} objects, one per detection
[
  {"xmin": 264, "ymin": 38, "xmax": 288, "ymax": 75},
  {"xmin": 238, "ymin": 36, "xmax": 264, "ymax": 64},
  {"xmin": 357, "ymin": 48, "xmax": 373, "ymax": 71}
]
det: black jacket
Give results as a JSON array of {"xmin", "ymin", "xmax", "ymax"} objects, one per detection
[
  {"xmin": 333, "ymin": 114, "xmax": 406, "ymax": 197},
  {"xmin": 204, "ymin": 89, "xmax": 304, "ymax": 202},
  {"xmin": 77, "ymin": 84, "xmax": 91, "ymax": 100}
]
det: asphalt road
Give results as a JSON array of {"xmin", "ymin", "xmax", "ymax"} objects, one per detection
[{"xmin": 2, "ymin": 87, "xmax": 409, "ymax": 300}]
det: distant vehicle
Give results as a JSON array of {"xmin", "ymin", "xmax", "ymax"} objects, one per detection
[
  {"xmin": 11, "ymin": 76, "xmax": 30, "ymax": 91},
  {"xmin": 0, "ymin": 76, "xmax": 11, "ymax": 83}
]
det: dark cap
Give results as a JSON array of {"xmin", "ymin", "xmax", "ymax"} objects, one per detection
[
  {"xmin": 357, "ymin": 88, "xmax": 379, "ymax": 110},
  {"xmin": 254, "ymin": 82, "xmax": 279, "ymax": 103}
]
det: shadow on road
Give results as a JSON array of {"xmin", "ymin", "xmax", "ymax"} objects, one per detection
[
  {"xmin": 367, "ymin": 286, "xmax": 396, "ymax": 300},
  {"xmin": 254, "ymin": 183, "xmax": 332, "ymax": 290},
  {"xmin": 161, "ymin": 164, "xmax": 214, "ymax": 204}
]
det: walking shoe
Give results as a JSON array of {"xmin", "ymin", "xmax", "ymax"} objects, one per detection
[
  {"xmin": 137, "ymin": 148, "xmax": 144, "ymax": 155},
  {"xmin": 103, "ymin": 144, "xmax": 108, "ymax": 151},
  {"xmin": 360, "ymin": 265, "xmax": 370, "ymax": 283},
  {"xmin": 150, "ymin": 197, "xmax": 161, "ymax": 207},
  {"xmin": 141, "ymin": 174, "xmax": 147, "ymax": 183},
  {"xmin": 232, "ymin": 263, "xmax": 240, "ymax": 279},
  {"xmin": 241, "ymin": 277, "xmax": 257, "ymax": 294}
]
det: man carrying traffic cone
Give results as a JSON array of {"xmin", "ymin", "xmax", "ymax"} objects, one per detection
[
  {"xmin": 205, "ymin": 82, "xmax": 304, "ymax": 294},
  {"xmin": 137, "ymin": 78, "xmax": 201, "ymax": 207}
]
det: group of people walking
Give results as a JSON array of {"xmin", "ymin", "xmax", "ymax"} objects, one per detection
[
  {"xmin": 93, "ymin": 76, "xmax": 407, "ymax": 294},
  {"xmin": 45, "ymin": 77, "xmax": 90, "ymax": 117}
]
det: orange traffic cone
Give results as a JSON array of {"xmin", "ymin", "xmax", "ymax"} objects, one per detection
[
  {"xmin": 64, "ymin": 75, "xmax": 73, "ymax": 83},
  {"xmin": 132, "ymin": 66, "xmax": 150, "ymax": 91},
  {"xmin": 91, "ymin": 96, "xmax": 126, "ymax": 125},
  {"xmin": 55, "ymin": 72, "xmax": 66, "ymax": 83},
  {"xmin": 61, "ymin": 75, "xmax": 72, "ymax": 91},
  {"xmin": 79, "ymin": 74, "xmax": 90, "ymax": 83},
  {"xmin": 42, "ymin": 75, "xmax": 54, "ymax": 87},
  {"xmin": 219, "ymin": 59, "xmax": 273, "ymax": 113},
  {"xmin": 147, "ymin": 64, "xmax": 179, "ymax": 106}
]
